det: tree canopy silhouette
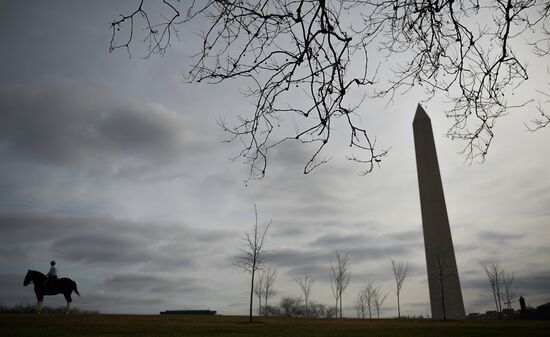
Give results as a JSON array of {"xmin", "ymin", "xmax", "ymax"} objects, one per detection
[{"xmin": 110, "ymin": 0, "xmax": 550, "ymax": 179}]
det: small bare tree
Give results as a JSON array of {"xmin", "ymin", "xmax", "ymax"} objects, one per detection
[
  {"xmin": 295, "ymin": 273, "xmax": 314, "ymax": 317},
  {"xmin": 432, "ymin": 255, "xmax": 452, "ymax": 320},
  {"xmin": 364, "ymin": 281, "xmax": 374, "ymax": 319},
  {"xmin": 330, "ymin": 251, "xmax": 351, "ymax": 318},
  {"xmin": 330, "ymin": 271, "xmax": 340, "ymax": 318},
  {"xmin": 484, "ymin": 263, "xmax": 504, "ymax": 316},
  {"xmin": 262, "ymin": 266, "xmax": 277, "ymax": 316},
  {"xmin": 355, "ymin": 280, "xmax": 374, "ymax": 319},
  {"xmin": 254, "ymin": 271, "xmax": 265, "ymax": 316},
  {"xmin": 390, "ymin": 259, "xmax": 409, "ymax": 318},
  {"xmin": 372, "ymin": 284, "xmax": 388, "ymax": 319},
  {"xmin": 236, "ymin": 205, "xmax": 271, "ymax": 323},
  {"xmin": 355, "ymin": 289, "xmax": 367, "ymax": 319},
  {"xmin": 503, "ymin": 271, "xmax": 516, "ymax": 312}
]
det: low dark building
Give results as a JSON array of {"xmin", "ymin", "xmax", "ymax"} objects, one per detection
[
  {"xmin": 160, "ymin": 310, "xmax": 216, "ymax": 315},
  {"xmin": 519, "ymin": 297, "xmax": 550, "ymax": 320}
]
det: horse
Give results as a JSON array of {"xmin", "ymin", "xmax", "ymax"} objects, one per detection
[{"xmin": 23, "ymin": 269, "xmax": 80, "ymax": 314}]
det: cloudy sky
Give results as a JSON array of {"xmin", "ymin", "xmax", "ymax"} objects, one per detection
[{"xmin": 1, "ymin": 1, "xmax": 549, "ymax": 316}]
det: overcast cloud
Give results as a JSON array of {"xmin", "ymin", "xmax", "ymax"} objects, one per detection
[{"xmin": 0, "ymin": 1, "xmax": 549, "ymax": 316}]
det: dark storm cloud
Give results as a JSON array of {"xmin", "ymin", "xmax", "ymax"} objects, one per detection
[
  {"xmin": 345, "ymin": 245, "xmax": 413, "ymax": 261},
  {"xmin": 270, "ymin": 218, "xmax": 355, "ymax": 238},
  {"xmin": 460, "ymin": 276, "xmax": 491, "ymax": 291},
  {"xmin": 264, "ymin": 241, "xmax": 412, "ymax": 273},
  {"xmin": 104, "ymin": 274, "xmax": 167, "ymax": 290},
  {"xmin": 313, "ymin": 233, "xmax": 371, "ymax": 246},
  {"xmin": 285, "ymin": 265, "xmax": 334, "ymax": 282},
  {"xmin": 477, "ymin": 230, "xmax": 526, "ymax": 244},
  {"xmin": 0, "ymin": 83, "xmax": 207, "ymax": 167},
  {"xmin": 516, "ymin": 272, "xmax": 550, "ymax": 295},
  {"xmin": 0, "ymin": 83, "xmax": 95, "ymax": 164},
  {"xmin": 462, "ymin": 270, "xmax": 550, "ymax": 297},
  {"xmin": 0, "ymin": 212, "xmax": 233, "ymax": 268},
  {"xmin": 264, "ymin": 248, "xmax": 331, "ymax": 269},
  {"xmin": 310, "ymin": 231, "xmax": 419, "ymax": 256},
  {"xmin": 455, "ymin": 242, "xmax": 480, "ymax": 253},
  {"xmin": 257, "ymin": 229, "xmax": 419, "ymax": 283},
  {"xmin": 385, "ymin": 230, "xmax": 423, "ymax": 243},
  {"xmin": 312, "ymin": 230, "xmax": 423, "ymax": 247},
  {"xmin": 0, "ymin": 273, "xmax": 31, "ymax": 304},
  {"xmin": 52, "ymin": 234, "xmax": 154, "ymax": 265},
  {"xmin": 103, "ymin": 273, "xmax": 206, "ymax": 294},
  {"xmin": 0, "ymin": 212, "xmax": 96, "ymax": 243},
  {"xmin": 97, "ymin": 104, "xmax": 194, "ymax": 158}
]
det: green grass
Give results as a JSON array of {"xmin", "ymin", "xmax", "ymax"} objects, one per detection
[{"xmin": 1, "ymin": 314, "xmax": 549, "ymax": 337}]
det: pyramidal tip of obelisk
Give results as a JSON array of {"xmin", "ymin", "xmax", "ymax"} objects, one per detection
[{"xmin": 413, "ymin": 104, "xmax": 430, "ymax": 124}]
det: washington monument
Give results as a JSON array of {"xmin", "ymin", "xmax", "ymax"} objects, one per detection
[{"xmin": 413, "ymin": 104, "xmax": 466, "ymax": 320}]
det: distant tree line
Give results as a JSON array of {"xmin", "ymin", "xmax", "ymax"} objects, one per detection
[
  {"xmin": 238, "ymin": 206, "xmax": 526, "ymax": 321},
  {"xmin": 238, "ymin": 206, "xmax": 414, "ymax": 320},
  {"xmin": 261, "ymin": 297, "xmax": 337, "ymax": 318},
  {"xmin": 250, "ymin": 251, "xmax": 409, "ymax": 319}
]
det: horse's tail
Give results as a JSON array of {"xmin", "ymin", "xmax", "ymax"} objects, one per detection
[{"xmin": 73, "ymin": 281, "xmax": 80, "ymax": 297}]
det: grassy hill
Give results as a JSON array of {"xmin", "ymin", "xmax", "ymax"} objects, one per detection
[{"xmin": 2, "ymin": 313, "xmax": 549, "ymax": 337}]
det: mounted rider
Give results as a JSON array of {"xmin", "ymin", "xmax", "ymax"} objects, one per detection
[{"xmin": 45, "ymin": 260, "xmax": 58, "ymax": 287}]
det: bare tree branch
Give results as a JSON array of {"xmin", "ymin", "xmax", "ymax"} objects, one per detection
[{"xmin": 110, "ymin": 1, "xmax": 550, "ymax": 179}]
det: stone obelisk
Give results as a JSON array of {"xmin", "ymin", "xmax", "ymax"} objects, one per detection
[{"xmin": 413, "ymin": 104, "xmax": 465, "ymax": 320}]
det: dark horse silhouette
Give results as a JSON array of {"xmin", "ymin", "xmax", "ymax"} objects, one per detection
[{"xmin": 23, "ymin": 270, "xmax": 80, "ymax": 313}]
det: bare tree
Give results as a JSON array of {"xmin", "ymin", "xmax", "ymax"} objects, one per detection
[
  {"xmin": 254, "ymin": 271, "xmax": 265, "ymax": 316},
  {"xmin": 503, "ymin": 271, "xmax": 516, "ymax": 312},
  {"xmin": 355, "ymin": 288, "xmax": 367, "ymax": 319},
  {"xmin": 330, "ymin": 269, "xmax": 340, "ymax": 318},
  {"xmin": 355, "ymin": 280, "xmax": 374, "ymax": 319},
  {"xmin": 262, "ymin": 266, "xmax": 277, "ymax": 316},
  {"xmin": 110, "ymin": 1, "xmax": 550, "ymax": 179},
  {"xmin": 236, "ymin": 205, "xmax": 271, "ymax": 322},
  {"xmin": 432, "ymin": 255, "xmax": 451, "ymax": 320},
  {"xmin": 484, "ymin": 262, "xmax": 504, "ymax": 316},
  {"xmin": 330, "ymin": 251, "xmax": 351, "ymax": 318},
  {"xmin": 390, "ymin": 259, "xmax": 409, "ymax": 318},
  {"xmin": 294, "ymin": 273, "xmax": 314, "ymax": 317},
  {"xmin": 372, "ymin": 284, "xmax": 388, "ymax": 319},
  {"xmin": 364, "ymin": 280, "xmax": 374, "ymax": 319}
]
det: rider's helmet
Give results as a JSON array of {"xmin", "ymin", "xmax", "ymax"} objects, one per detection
[{"xmin": 50, "ymin": 260, "xmax": 56, "ymax": 266}]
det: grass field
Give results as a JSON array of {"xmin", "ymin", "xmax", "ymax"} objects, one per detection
[{"xmin": 2, "ymin": 314, "xmax": 550, "ymax": 337}]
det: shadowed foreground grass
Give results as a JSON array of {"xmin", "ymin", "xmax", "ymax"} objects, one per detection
[{"xmin": 2, "ymin": 314, "xmax": 550, "ymax": 337}]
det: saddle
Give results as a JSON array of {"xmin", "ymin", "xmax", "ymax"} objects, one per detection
[{"xmin": 43, "ymin": 277, "xmax": 58, "ymax": 292}]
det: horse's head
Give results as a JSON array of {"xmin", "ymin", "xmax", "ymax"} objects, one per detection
[
  {"xmin": 23, "ymin": 269, "xmax": 45, "ymax": 286},
  {"xmin": 23, "ymin": 269, "xmax": 32, "ymax": 286}
]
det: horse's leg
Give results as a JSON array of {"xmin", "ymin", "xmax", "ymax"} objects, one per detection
[
  {"xmin": 36, "ymin": 294, "xmax": 44, "ymax": 314},
  {"xmin": 64, "ymin": 293, "xmax": 72, "ymax": 314}
]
